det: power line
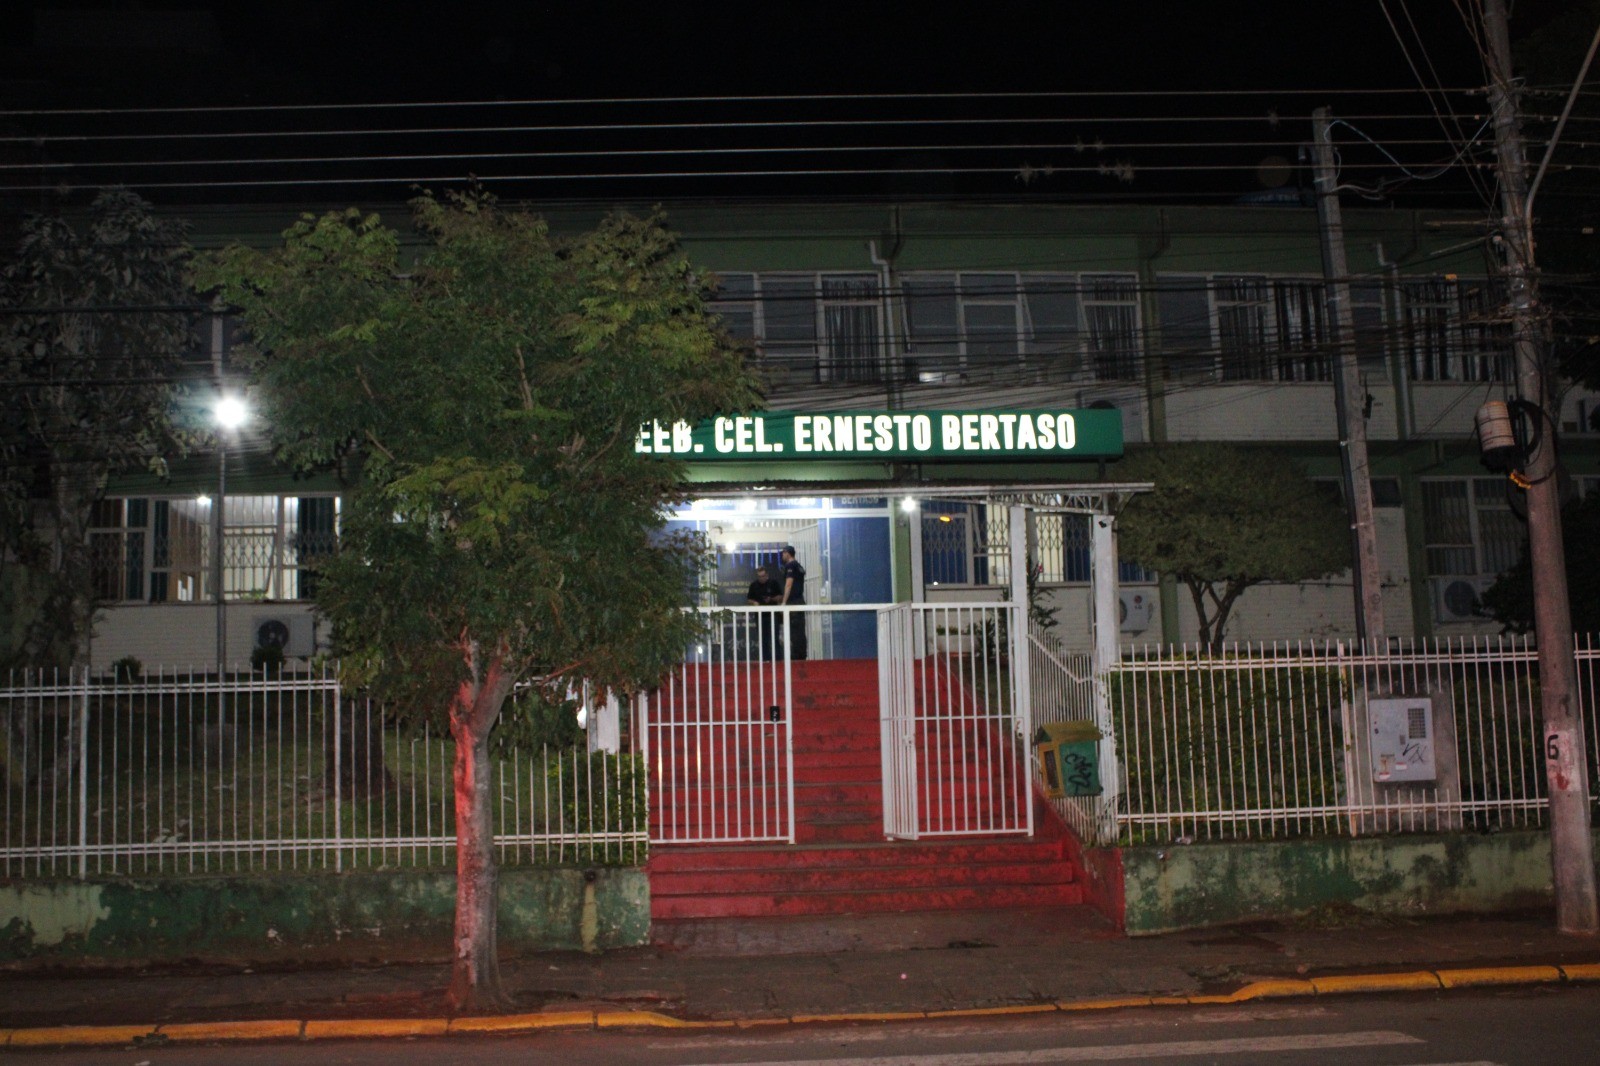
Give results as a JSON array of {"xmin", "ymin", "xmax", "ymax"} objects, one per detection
[{"xmin": 0, "ymin": 88, "xmax": 1493, "ymax": 120}]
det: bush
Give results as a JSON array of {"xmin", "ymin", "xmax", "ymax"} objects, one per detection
[{"xmin": 543, "ymin": 749, "xmax": 645, "ymax": 864}]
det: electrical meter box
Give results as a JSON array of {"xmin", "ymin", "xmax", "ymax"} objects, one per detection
[{"xmin": 1368, "ymin": 696, "xmax": 1437, "ymax": 783}]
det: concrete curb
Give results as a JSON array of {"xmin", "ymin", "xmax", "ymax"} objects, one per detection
[{"xmin": 2, "ymin": 962, "xmax": 1594, "ymax": 1048}]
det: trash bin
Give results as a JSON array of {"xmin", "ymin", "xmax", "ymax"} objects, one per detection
[{"xmin": 1032, "ymin": 721, "xmax": 1103, "ymax": 798}]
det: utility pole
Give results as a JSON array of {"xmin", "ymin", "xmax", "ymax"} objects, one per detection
[
  {"xmin": 1310, "ymin": 107, "xmax": 1385, "ymax": 648},
  {"xmin": 1482, "ymin": 0, "xmax": 1598, "ymax": 935}
]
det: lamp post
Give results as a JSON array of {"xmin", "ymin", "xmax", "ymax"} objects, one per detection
[{"xmin": 212, "ymin": 395, "xmax": 248, "ymax": 680}]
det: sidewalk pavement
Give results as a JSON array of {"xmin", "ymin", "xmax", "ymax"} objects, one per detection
[{"xmin": 4, "ymin": 907, "xmax": 1600, "ymax": 1044}]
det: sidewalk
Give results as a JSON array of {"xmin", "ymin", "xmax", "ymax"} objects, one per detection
[{"xmin": 3, "ymin": 906, "xmax": 1600, "ymax": 1042}]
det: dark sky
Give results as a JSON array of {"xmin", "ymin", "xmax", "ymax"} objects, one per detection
[{"xmin": 0, "ymin": 2, "xmax": 1577, "ymax": 207}]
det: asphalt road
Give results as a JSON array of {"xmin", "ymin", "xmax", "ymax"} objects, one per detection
[{"xmin": 15, "ymin": 986, "xmax": 1600, "ymax": 1065}]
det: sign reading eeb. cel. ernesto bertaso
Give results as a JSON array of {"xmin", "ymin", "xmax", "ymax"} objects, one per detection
[{"xmin": 633, "ymin": 409, "xmax": 1123, "ymax": 461}]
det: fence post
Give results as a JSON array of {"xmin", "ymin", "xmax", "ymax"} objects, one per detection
[
  {"xmin": 76, "ymin": 664, "xmax": 90, "ymax": 880},
  {"xmin": 1090, "ymin": 513, "xmax": 1122, "ymax": 844},
  {"xmin": 1335, "ymin": 641, "xmax": 1362, "ymax": 838},
  {"xmin": 332, "ymin": 683, "xmax": 343, "ymax": 873},
  {"xmin": 1007, "ymin": 505, "xmax": 1035, "ymax": 837}
]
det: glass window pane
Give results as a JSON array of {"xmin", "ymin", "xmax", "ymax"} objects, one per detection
[
  {"xmin": 960, "ymin": 272, "xmax": 1015, "ymax": 297},
  {"xmin": 1023, "ymin": 273, "xmax": 1080, "ymax": 351},
  {"xmin": 903, "ymin": 274, "xmax": 959, "ymax": 344},
  {"xmin": 963, "ymin": 303, "xmax": 1018, "ymax": 359},
  {"xmin": 760, "ymin": 277, "xmax": 817, "ymax": 346}
]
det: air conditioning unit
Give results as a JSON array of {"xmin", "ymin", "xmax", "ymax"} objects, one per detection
[
  {"xmin": 1431, "ymin": 576, "xmax": 1494, "ymax": 624},
  {"xmin": 1118, "ymin": 589, "xmax": 1155, "ymax": 633},
  {"xmin": 253, "ymin": 614, "xmax": 315, "ymax": 658}
]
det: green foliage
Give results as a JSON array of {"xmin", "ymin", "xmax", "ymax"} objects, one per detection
[
  {"xmin": 493, "ymin": 687, "xmax": 584, "ymax": 753},
  {"xmin": 1116, "ymin": 444, "xmax": 1350, "ymax": 650},
  {"xmin": 1480, "ymin": 490, "xmax": 1600, "ymax": 636},
  {"xmin": 545, "ymin": 750, "xmax": 645, "ymax": 863},
  {"xmin": 111, "ymin": 656, "xmax": 143, "ymax": 683},
  {"xmin": 0, "ymin": 190, "xmax": 195, "ymax": 669},
  {"xmin": 195, "ymin": 192, "xmax": 760, "ymax": 726},
  {"xmin": 1111, "ymin": 661, "xmax": 1348, "ymax": 842}
]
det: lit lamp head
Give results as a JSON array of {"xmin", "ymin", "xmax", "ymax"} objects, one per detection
[{"xmin": 213, "ymin": 395, "xmax": 249, "ymax": 432}]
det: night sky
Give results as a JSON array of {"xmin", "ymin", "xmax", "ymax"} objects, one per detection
[{"xmin": 0, "ymin": 2, "xmax": 1579, "ymax": 206}]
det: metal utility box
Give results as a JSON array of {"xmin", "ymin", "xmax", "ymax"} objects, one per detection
[
  {"xmin": 1368, "ymin": 696, "xmax": 1437, "ymax": 783},
  {"xmin": 1033, "ymin": 721, "xmax": 1103, "ymax": 798}
]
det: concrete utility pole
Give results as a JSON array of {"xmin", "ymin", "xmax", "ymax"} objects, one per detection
[
  {"xmin": 1481, "ymin": 0, "xmax": 1598, "ymax": 935},
  {"xmin": 1310, "ymin": 108, "xmax": 1385, "ymax": 648}
]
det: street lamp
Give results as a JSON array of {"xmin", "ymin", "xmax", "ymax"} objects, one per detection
[{"xmin": 212, "ymin": 394, "xmax": 248, "ymax": 679}]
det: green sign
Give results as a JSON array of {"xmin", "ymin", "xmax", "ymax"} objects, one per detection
[{"xmin": 634, "ymin": 409, "xmax": 1122, "ymax": 462}]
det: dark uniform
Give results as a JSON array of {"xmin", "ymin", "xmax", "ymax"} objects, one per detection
[
  {"xmin": 745, "ymin": 574, "xmax": 782, "ymax": 660},
  {"xmin": 781, "ymin": 554, "xmax": 808, "ymax": 660}
]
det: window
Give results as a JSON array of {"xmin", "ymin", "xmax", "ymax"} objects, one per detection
[
  {"xmin": 1400, "ymin": 278, "xmax": 1508, "ymax": 382},
  {"xmin": 901, "ymin": 271, "xmax": 1139, "ymax": 383},
  {"xmin": 708, "ymin": 272, "xmax": 886, "ymax": 384},
  {"xmin": 1161, "ymin": 275, "xmax": 1336, "ymax": 382},
  {"xmin": 1420, "ymin": 479, "xmax": 1520, "ymax": 578},
  {"xmin": 91, "ymin": 494, "xmax": 340, "ymax": 604},
  {"xmin": 1081, "ymin": 275, "xmax": 1142, "ymax": 380},
  {"xmin": 921, "ymin": 505, "xmax": 1154, "ymax": 587},
  {"xmin": 1215, "ymin": 276, "xmax": 1274, "ymax": 381}
]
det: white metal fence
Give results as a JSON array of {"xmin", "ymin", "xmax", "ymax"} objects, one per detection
[
  {"xmin": 1070, "ymin": 636, "xmax": 1600, "ymax": 846},
  {"xmin": 645, "ymin": 608, "xmax": 795, "ymax": 845},
  {"xmin": 878, "ymin": 603, "xmax": 1032, "ymax": 839},
  {"xmin": 1027, "ymin": 623, "xmax": 1105, "ymax": 842},
  {"xmin": 0, "ymin": 664, "xmax": 644, "ymax": 878}
]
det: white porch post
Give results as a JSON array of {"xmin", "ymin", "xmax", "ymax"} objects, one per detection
[
  {"xmin": 1090, "ymin": 513, "xmax": 1123, "ymax": 841},
  {"xmin": 1007, "ymin": 504, "xmax": 1035, "ymax": 835}
]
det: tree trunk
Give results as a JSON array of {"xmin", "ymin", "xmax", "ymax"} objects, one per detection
[
  {"xmin": 1185, "ymin": 580, "xmax": 1214, "ymax": 653},
  {"xmin": 446, "ymin": 650, "xmax": 514, "ymax": 1013}
]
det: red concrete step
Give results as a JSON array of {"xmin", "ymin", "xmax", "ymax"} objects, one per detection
[
  {"xmin": 650, "ymin": 860, "xmax": 1073, "ymax": 898},
  {"xmin": 650, "ymin": 881, "xmax": 1083, "ymax": 919},
  {"xmin": 793, "ymin": 737, "xmax": 879, "ymax": 757},
  {"xmin": 794, "ymin": 759, "xmax": 881, "ymax": 784},
  {"xmin": 795, "ymin": 821, "xmax": 891, "ymax": 844},
  {"xmin": 647, "ymin": 838, "xmax": 1062, "ymax": 871},
  {"xmin": 795, "ymin": 782, "xmax": 881, "ymax": 805}
]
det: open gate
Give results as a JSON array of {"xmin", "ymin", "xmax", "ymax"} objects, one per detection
[{"xmin": 878, "ymin": 602, "xmax": 1034, "ymax": 841}]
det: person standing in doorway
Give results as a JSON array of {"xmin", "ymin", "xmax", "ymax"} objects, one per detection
[
  {"xmin": 780, "ymin": 545, "xmax": 808, "ymax": 661},
  {"xmin": 745, "ymin": 565, "xmax": 782, "ymax": 660}
]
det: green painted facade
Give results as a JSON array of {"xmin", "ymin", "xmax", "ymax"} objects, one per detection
[
  {"xmin": 0, "ymin": 867, "xmax": 648, "ymax": 964},
  {"xmin": 1119, "ymin": 830, "xmax": 1593, "ymax": 935}
]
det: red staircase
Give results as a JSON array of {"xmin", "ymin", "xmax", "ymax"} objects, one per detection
[{"xmin": 647, "ymin": 659, "xmax": 1081, "ymax": 919}]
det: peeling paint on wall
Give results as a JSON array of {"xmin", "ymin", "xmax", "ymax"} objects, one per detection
[
  {"xmin": 0, "ymin": 867, "xmax": 648, "ymax": 964},
  {"xmin": 1120, "ymin": 829, "xmax": 1578, "ymax": 935}
]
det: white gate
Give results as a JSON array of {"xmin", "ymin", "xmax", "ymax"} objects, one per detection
[
  {"xmin": 643, "ymin": 609, "xmax": 795, "ymax": 844},
  {"xmin": 878, "ymin": 602, "xmax": 1033, "ymax": 840}
]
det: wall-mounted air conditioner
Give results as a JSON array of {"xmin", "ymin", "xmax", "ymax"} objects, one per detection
[
  {"xmin": 253, "ymin": 614, "xmax": 315, "ymax": 657},
  {"xmin": 1431, "ymin": 576, "xmax": 1494, "ymax": 624},
  {"xmin": 1118, "ymin": 589, "xmax": 1155, "ymax": 633}
]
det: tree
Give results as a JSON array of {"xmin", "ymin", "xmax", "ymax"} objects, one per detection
[
  {"xmin": 1480, "ymin": 490, "xmax": 1600, "ymax": 636},
  {"xmin": 1115, "ymin": 443, "xmax": 1351, "ymax": 652},
  {"xmin": 196, "ymin": 194, "xmax": 758, "ymax": 1011},
  {"xmin": 0, "ymin": 190, "xmax": 194, "ymax": 670}
]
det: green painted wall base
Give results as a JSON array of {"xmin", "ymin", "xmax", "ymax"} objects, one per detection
[
  {"xmin": 0, "ymin": 867, "xmax": 649, "ymax": 965},
  {"xmin": 1120, "ymin": 830, "xmax": 1590, "ymax": 936}
]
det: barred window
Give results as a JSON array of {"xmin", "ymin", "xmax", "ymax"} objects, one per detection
[{"xmin": 90, "ymin": 494, "xmax": 340, "ymax": 604}]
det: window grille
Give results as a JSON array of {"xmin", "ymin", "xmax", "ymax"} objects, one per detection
[
  {"xmin": 89, "ymin": 494, "xmax": 340, "ymax": 604},
  {"xmin": 1420, "ymin": 478, "xmax": 1520, "ymax": 578}
]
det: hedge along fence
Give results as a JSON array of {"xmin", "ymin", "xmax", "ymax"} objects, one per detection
[
  {"xmin": 0, "ymin": 665, "xmax": 646, "ymax": 878},
  {"xmin": 1108, "ymin": 637, "xmax": 1600, "ymax": 845}
]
